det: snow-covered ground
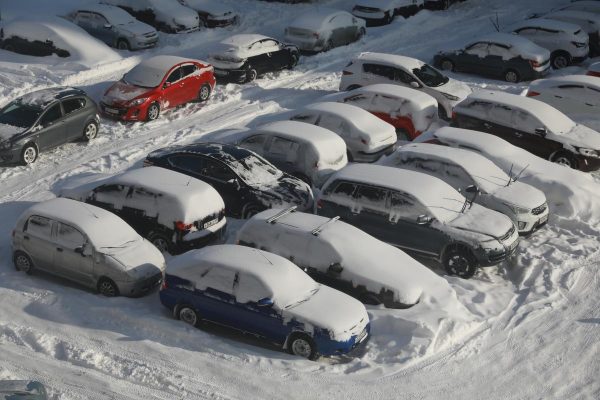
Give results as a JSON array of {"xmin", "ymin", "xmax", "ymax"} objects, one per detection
[{"xmin": 0, "ymin": 0, "xmax": 599, "ymax": 398}]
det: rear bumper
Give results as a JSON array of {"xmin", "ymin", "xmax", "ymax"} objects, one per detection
[
  {"xmin": 176, "ymin": 221, "xmax": 226, "ymax": 253},
  {"xmin": 214, "ymin": 68, "xmax": 247, "ymax": 83},
  {"xmin": 354, "ymin": 143, "xmax": 396, "ymax": 163}
]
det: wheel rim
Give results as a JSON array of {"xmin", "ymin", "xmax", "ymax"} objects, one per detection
[
  {"xmin": 505, "ymin": 71, "xmax": 518, "ymax": 83},
  {"xmin": 15, "ymin": 255, "xmax": 31, "ymax": 272},
  {"xmin": 200, "ymin": 86, "xmax": 210, "ymax": 101},
  {"xmin": 152, "ymin": 237, "xmax": 169, "ymax": 253},
  {"xmin": 441, "ymin": 60, "xmax": 453, "ymax": 71},
  {"xmin": 148, "ymin": 105, "xmax": 159, "ymax": 120},
  {"xmin": 85, "ymin": 123, "xmax": 97, "ymax": 139},
  {"xmin": 554, "ymin": 156, "xmax": 572, "ymax": 167},
  {"xmin": 448, "ymin": 255, "xmax": 471, "ymax": 276},
  {"xmin": 118, "ymin": 41, "xmax": 128, "ymax": 50},
  {"xmin": 99, "ymin": 281, "xmax": 116, "ymax": 296},
  {"xmin": 554, "ymin": 56, "xmax": 568, "ymax": 69},
  {"xmin": 180, "ymin": 308, "xmax": 197, "ymax": 325},
  {"xmin": 23, "ymin": 147, "xmax": 36, "ymax": 164},
  {"xmin": 248, "ymin": 70, "xmax": 257, "ymax": 81},
  {"xmin": 291, "ymin": 338, "xmax": 312, "ymax": 358}
]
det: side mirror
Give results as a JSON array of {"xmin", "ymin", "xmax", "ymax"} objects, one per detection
[
  {"xmin": 228, "ymin": 178, "xmax": 241, "ymax": 189},
  {"xmin": 410, "ymin": 81, "xmax": 421, "ymax": 89},
  {"xmin": 416, "ymin": 215, "xmax": 432, "ymax": 225},
  {"xmin": 534, "ymin": 127, "xmax": 547, "ymax": 137},
  {"xmin": 74, "ymin": 244, "xmax": 89, "ymax": 257},
  {"xmin": 257, "ymin": 297, "xmax": 274, "ymax": 307},
  {"xmin": 327, "ymin": 262, "xmax": 343, "ymax": 275},
  {"xmin": 465, "ymin": 185, "xmax": 479, "ymax": 194},
  {"xmin": 163, "ymin": 82, "xmax": 172, "ymax": 89}
]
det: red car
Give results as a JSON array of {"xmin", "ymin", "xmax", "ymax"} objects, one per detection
[{"xmin": 101, "ymin": 55, "xmax": 215, "ymax": 122}]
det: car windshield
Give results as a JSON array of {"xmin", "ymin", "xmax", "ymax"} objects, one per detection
[
  {"xmin": 231, "ymin": 155, "xmax": 283, "ymax": 186},
  {"xmin": 413, "ymin": 64, "xmax": 449, "ymax": 87},
  {"xmin": 0, "ymin": 101, "xmax": 42, "ymax": 129},
  {"xmin": 105, "ymin": 9, "xmax": 138, "ymax": 25}
]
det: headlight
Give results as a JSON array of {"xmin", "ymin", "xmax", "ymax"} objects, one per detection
[
  {"xmin": 128, "ymin": 97, "xmax": 148, "ymax": 106},
  {"xmin": 504, "ymin": 202, "xmax": 530, "ymax": 215},
  {"xmin": 577, "ymin": 147, "xmax": 600, "ymax": 158},
  {"xmin": 440, "ymin": 92, "xmax": 459, "ymax": 101}
]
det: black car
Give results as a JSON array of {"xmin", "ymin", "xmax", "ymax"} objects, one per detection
[
  {"xmin": 208, "ymin": 34, "xmax": 300, "ymax": 83},
  {"xmin": 434, "ymin": 33, "xmax": 551, "ymax": 83},
  {"xmin": 144, "ymin": 142, "xmax": 314, "ymax": 218},
  {"xmin": 0, "ymin": 87, "xmax": 99, "ymax": 166},
  {"xmin": 0, "ymin": 28, "xmax": 69, "ymax": 58}
]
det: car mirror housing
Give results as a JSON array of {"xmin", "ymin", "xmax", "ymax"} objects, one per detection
[
  {"xmin": 416, "ymin": 215, "xmax": 432, "ymax": 225},
  {"xmin": 228, "ymin": 178, "xmax": 241, "ymax": 189},
  {"xmin": 465, "ymin": 185, "xmax": 479, "ymax": 194},
  {"xmin": 257, "ymin": 297, "xmax": 274, "ymax": 307},
  {"xmin": 410, "ymin": 81, "xmax": 421, "ymax": 89},
  {"xmin": 534, "ymin": 127, "xmax": 547, "ymax": 137}
]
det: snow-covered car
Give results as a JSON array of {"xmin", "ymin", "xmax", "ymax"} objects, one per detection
[
  {"xmin": 100, "ymin": 55, "xmax": 215, "ymax": 121},
  {"xmin": 206, "ymin": 120, "xmax": 348, "ymax": 186},
  {"xmin": 543, "ymin": 10, "xmax": 600, "ymax": 56},
  {"xmin": 0, "ymin": 381, "xmax": 47, "ymax": 399},
  {"xmin": 289, "ymin": 102, "xmax": 397, "ymax": 162},
  {"xmin": 352, "ymin": 0, "xmax": 424, "ymax": 26},
  {"xmin": 511, "ymin": 18, "xmax": 589, "ymax": 69},
  {"xmin": 283, "ymin": 8, "xmax": 366, "ymax": 53},
  {"xmin": 159, "ymin": 244, "xmax": 370, "ymax": 360},
  {"xmin": 101, "ymin": 0, "xmax": 199, "ymax": 33},
  {"xmin": 0, "ymin": 87, "xmax": 99, "ymax": 166},
  {"xmin": 587, "ymin": 61, "xmax": 600, "ymax": 77},
  {"xmin": 526, "ymin": 75, "xmax": 600, "ymax": 122},
  {"xmin": 378, "ymin": 143, "xmax": 549, "ymax": 234},
  {"xmin": 69, "ymin": 4, "xmax": 159, "ymax": 50},
  {"xmin": 325, "ymin": 84, "xmax": 439, "ymax": 140},
  {"xmin": 209, "ymin": 34, "xmax": 300, "ymax": 83},
  {"xmin": 0, "ymin": 17, "xmax": 71, "ymax": 57},
  {"xmin": 559, "ymin": 1, "xmax": 600, "ymax": 15},
  {"xmin": 12, "ymin": 198, "xmax": 166, "ymax": 297},
  {"xmin": 434, "ymin": 32, "xmax": 551, "ymax": 83},
  {"xmin": 340, "ymin": 52, "xmax": 472, "ymax": 120},
  {"xmin": 144, "ymin": 142, "xmax": 314, "ymax": 218},
  {"xmin": 424, "ymin": 0, "xmax": 463, "ymax": 10},
  {"xmin": 58, "ymin": 167, "xmax": 226, "ymax": 254},
  {"xmin": 317, "ymin": 164, "xmax": 520, "ymax": 278},
  {"xmin": 452, "ymin": 90, "xmax": 600, "ymax": 171},
  {"xmin": 178, "ymin": 0, "xmax": 239, "ymax": 28},
  {"xmin": 237, "ymin": 207, "xmax": 425, "ymax": 308}
]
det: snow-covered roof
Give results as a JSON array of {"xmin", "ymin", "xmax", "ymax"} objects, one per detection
[
  {"xmin": 303, "ymin": 102, "xmax": 396, "ymax": 134},
  {"xmin": 356, "ymin": 52, "xmax": 424, "ymax": 69},
  {"xmin": 511, "ymin": 18, "xmax": 583, "ymax": 34},
  {"xmin": 469, "ymin": 32, "xmax": 549, "ymax": 59},
  {"xmin": 17, "ymin": 87, "xmax": 83, "ymax": 107},
  {"xmin": 547, "ymin": 9, "xmax": 600, "ymax": 24},
  {"xmin": 123, "ymin": 56, "xmax": 202, "ymax": 88},
  {"xmin": 354, "ymin": 84, "xmax": 437, "ymax": 107},
  {"xmin": 529, "ymin": 74, "xmax": 600, "ymax": 92},
  {"xmin": 23, "ymin": 198, "xmax": 140, "ymax": 248},
  {"xmin": 288, "ymin": 8, "xmax": 345, "ymax": 31},
  {"xmin": 220, "ymin": 34, "xmax": 271, "ymax": 48},
  {"xmin": 210, "ymin": 34, "xmax": 280, "ymax": 60},
  {"xmin": 255, "ymin": 120, "xmax": 346, "ymax": 148}
]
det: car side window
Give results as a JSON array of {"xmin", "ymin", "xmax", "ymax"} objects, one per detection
[
  {"xmin": 326, "ymin": 181, "xmax": 357, "ymax": 197},
  {"xmin": 267, "ymin": 137, "xmax": 299, "ymax": 162},
  {"xmin": 166, "ymin": 67, "xmax": 182, "ymax": 84},
  {"xmin": 168, "ymin": 154, "xmax": 205, "ymax": 174},
  {"xmin": 181, "ymin": 64, "xmax": 198, "ymax": 78},
  {"xmin": 240, "ymin": 134, "xmax": 267, "ymax": 153},
  {"xmin": 291, "ymin": 113, "xmax": 318, "ymax": 124},
  {"xmin": 39, "ymin": 104, "xmax": 62, "ymax": 127},
  {"xmin": 75, "ymin": 11, "xmax": 92, "ymax": 23},
  {"xmin": 515, "ymin": 27, "xmax": 537, "ymax": 36},
  {"xmin": 62, "ymin": 98, "xmax": 86, "ymax": 115},
  {"xmin": 355, "ymin": 185, "xmax": 389, "ymax": 214},
  {"xmin": 92, "ymin": 13, "xmax": 109, "ymax": 27},
  {"xmin": 234, "ymin": 273, "xmax": 270, "ymax": 304},
  {"xmin": 203, "ymin": 159, "xmax": 236, "ymax": 182},
  {"xmin": 444, "ymin": 162, "xmax": 474, "ymax": 188},
  {"xmin": 343, "ymin": 93, "xmax": 371, "ymax": 108},
  {"xmin": 513, "ymin": 110, "xmax": 544, "ymax": 134},
  {"xmin": 389, "ymin": 191, "xmax": 427, "ymax": 221},
  {"xmin": 465, "ymin": 42, "xmax": 489, "ymax": 57},
  {"xmin": 201, "ymin": 267, "xmax": 238, "ymax": 296},
  {"xmin": 317, "ymin": 114, "xmax": 343, "ymax": 133},
  {"xmin": 93, "ymin": 184, "xmax": 128, "ymax": 206},
  {"xmin": 487, "ymin": 44, "xmax": 511, "ymax": 59},
  {"xmin": 394, "ymin": 68, "xmax": 416, "ymax": 84},
  {"xmin": 56, "ymin": 223, "xmax": 86, "ymax": 250},
  {"xmin": 488, "ymin": 105, "xmax": 513, "ymax": 125},
  {"xmin": 363, "ymin": 63, "xmax": 395, "ymax": 81},
  {"xmin": 25, "ymin": 215, "xmax": 53, "ymax": 238}
]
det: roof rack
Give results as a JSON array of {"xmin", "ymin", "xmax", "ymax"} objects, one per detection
[
  {"xmin": 266, "ymin": 206, "xmax": 297, "ymax": 224},
  {"xmin": 311, "ymin": 216, "xmax": 340, "ymax": 236}
]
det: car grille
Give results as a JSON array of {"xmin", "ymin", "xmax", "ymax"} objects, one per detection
[
  {"xmin": 499, "ymin": 225, "xmax": 516, "ymax": 242},
  {"xmin": 489, "ymin": 252, "xmax": 508, "ymax": 263},
  {"xmin": 139, "ymin": 272, "xmax": 163, "ymax": 292},
  {"xmin": 532, "ymin": 203, "xmax": 547, "ymax": 215},
  {"xmin": 100, "ymin": 102, "xmax": 128, "ymax": 116},
  {"xmin": 144, "ymin": 32, "xmax": 158, "ymax": 39}
]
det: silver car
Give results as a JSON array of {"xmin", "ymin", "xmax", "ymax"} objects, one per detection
[
  {"xmin": 70, "ymin": 4, "xmax": 158, "ymax": 50},
  {"xmin": 12, "ymin": 198, "xmax": 166, "ymax": 297}
]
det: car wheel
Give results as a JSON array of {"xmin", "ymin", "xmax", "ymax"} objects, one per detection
[
  {"xmin": 242, "ymin": 203, "xmax": 261, "ymax": 219},
  {"xmin": 346, "ymin": 150, "xmax": 354, "ymax": 163},
  {"xmin": 443, "ymin": 246, "xmax": 477, "ymax": 279},
  {"xmin": 440, "ymin": 59, "xmax": 454, "ymax": 72},
  {"xmin": 148, "ymin": 231, "xmax": 171, "ymax": 253},
  {"xmin": 442, "ymin": 0, "xmax": 451, "ymax": 9},
  {"xmin": 82, "ymin": 121, "xmax": 98, "ymax": 141},
  {"xmin": 323, "ymin": 39, "xmax": 334, "ymax": 52},
  {"xmin": 550, "ymin": 151, "xmax": 578, "ymax": 169},
  {"xmin": 13, "ymin": 251, "xmax": 34, "ymax": 274},
  {"xmin": 246, "ymin": 67, "xmax": 258, "ymax": 83},
  {"xmin": 117, "ymin": 39, "xmax": 130, "ymax": 51},
  {"xmin": 98, "ymin": 278, "xmax": 119, "ymax": 297},
  {"xmin": 551, "ymin": 52, "xmax": 570, "ymax": 69},
  {"xmin": 287, "ymin": 53, "xmax": 299, "ymax": 70},
  {"xmin": 20, "ymin": 144, "xmax": 38, "ymax": 165},
  {"xmin": 288, "ymin": 333, "xmax": 318, "ymax": 360},
  {"xmin": 146, "ymin": 102, "xmax": 160, "ymax": 121},
  {"xmin": 198, "ymin": 84, "xmax": 212, "ymax": 102},
  {"xmin": 178, "ymin": 305, "xmax": 201, "ymax": 327},
  {"xmin": 504, "ymin": 69, "xmax": 520, "ymax": 83},
  {"xmin": 3, "ymin": 43, "xmax": 15, "ymax": 52}
]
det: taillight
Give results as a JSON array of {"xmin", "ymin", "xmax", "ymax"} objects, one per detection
[
  {"xmin": 317, "ymin": 199, "xmax": 324, "ymax": 209},
  {"xmin": 175, "ymin": 221, "xmax": 193, "ymax": 231},
  {"xmin": 587, "ymin": 71, "xmax": 600, "ymax": 78},
  {"xmin": 342, "ymin": 70, "xmax": 353, "ymax": 75},
  {"xmin": 526, "ymin": 91, "xmax": 540, "ymax": 97},
  {"xmin": 160, "ymin": 279, "xmax": 167, "ymax": 290}
]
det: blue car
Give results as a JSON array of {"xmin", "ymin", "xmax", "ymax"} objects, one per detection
[{"xmin": 160, "ymin": 244, "xmax": 370, "ymax": 360}]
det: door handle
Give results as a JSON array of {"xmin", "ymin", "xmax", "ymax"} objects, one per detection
[
  {"xmin": 514, "ymin": 132, "xmax": 523, "ymax": 138},
  {"xmin": 56, "ymin": 247, "xmax": 63, "ymax": 252}
]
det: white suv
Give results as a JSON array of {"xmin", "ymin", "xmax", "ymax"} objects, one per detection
[
  {"xmin": 340, "ymin": 52, "xmax": 471, "ymax": 120},
  {"xmin": 511, "ymin": 18, "xmax": 589, "ymax": 69}
]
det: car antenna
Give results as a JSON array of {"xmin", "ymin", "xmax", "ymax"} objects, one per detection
[
  {"xmin": 311, "ymin": 216, "xmax": 340, "ymax": 236},
  {"xmin": 506, "ymin": 163, "xmax": 514, "ymax": 186},
  {"xmin": 266, "ymin": 206, "xmax": 297, "ymax": 224},
  {"xmin": 513, "ymin": 164, "xmax": 529, "ymax": 183}
]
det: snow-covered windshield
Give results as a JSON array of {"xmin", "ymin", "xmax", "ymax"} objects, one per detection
[
  {"xmin": 123, "ymin": 65, "xmax": 164, "ymax": 88},
  {"xmin": 283, "ymin": 286, "xmax": 320, "ymax": 310},
  {"xmin": 104, "ymin": 8, "xmax": 138, "ymax": 25},
  {"xmin": 0, "ymin": 101, "xmax": 42, "ymax": 129},
  {"xmin": 232, "ymin": 155, "xmax": 283, "ymax": 186},
  {"xmin": 413, "ymin": 64, "xmax": 449, "ymax": 87}
]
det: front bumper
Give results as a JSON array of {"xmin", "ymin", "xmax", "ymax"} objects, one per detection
[
  {"xmin": 517, "ymin": 205, "xmax": 549, "ymax": 235},
  {"xmin": 576, "ymin": 153, "xmax": 600, "ymax": 172},
  {"xmin": 119, "ymin": 272, "xmax": 164, "ymax": 297},
  {"xmin": 0, "ymin": 146, "xmax": 21, "ymax": 165},
  {"xmin": 131, "ymin": 36, "xmax": 158, "ymax": 50},
  {"xmin": 213, "ymin": 68, "xmax": 248, "ymax": 83},
  {"xmin": 100, "ymin": 101, "xmax": 147, "ymax": 121},
  {"xmin": 314, "ymin": 323, "xmax": 370, "ymax": 357}
]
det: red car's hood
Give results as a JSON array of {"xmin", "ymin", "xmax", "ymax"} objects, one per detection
[{"xmin": 103, "ymin": 81, "xmax": 152, "ymax": 105}]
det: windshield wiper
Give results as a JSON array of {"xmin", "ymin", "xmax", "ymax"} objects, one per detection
[{"xmin": 284, "ymin": 288, "xmax": 318, "ymax": 309}]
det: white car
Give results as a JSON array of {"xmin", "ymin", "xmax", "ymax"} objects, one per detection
[
  {"xmin": 543, "ymin": 10, "xmax": 600, "ymax": 56},
  {"xmin": 12, "ymin": 198, "xmax": 166, "ymax": 297},
  {"xmin": 526, "ymin": 75, "xmax": 600, "ymax": 122},
  {"xmin": 351, "ymin": 0, "xmax": 424, "ymax": 26},
  {"xmin": 378, "ymin": 143, "xmax": 549, "ymax": 234},
  {"xmin": 177, "ymin": 0, "xmax": 238, "ymax": 28},
  {"xmin": 237, "ymin": 207, "xmax": 426, "ymax": 308},
  {"xmin": 511, "ymin": 18, "xmax": 589, "ymax": 69},
  {"xmin": 284, "ymin": 8, "xmax": 366, "ymax": 53},
  {"xmin": 102, "ymin": 0, "xmax": 200, "ymax": 33},
  {"xmin": 205, "ymin": 121, "xmax": 347, "ymax": 187},
  {"xmin": 559, "ymin": 1, "xmax": 600, "ymax": 15},
  {"xmin": 288, "ymin": 102, "xmax": 397, "ymax": 162},
  {"xmin": 340, "ymin": 52, "xmax": 471, "ymax": 120}
]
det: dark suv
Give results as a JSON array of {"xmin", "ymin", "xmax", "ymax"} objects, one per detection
[
  {"xmin": 0, "ymin": 87, "xmax": 99, "ymax": 166},
  {"xmin": 144, "ymin": 142, "xmax": 314, "ymax": 218}
]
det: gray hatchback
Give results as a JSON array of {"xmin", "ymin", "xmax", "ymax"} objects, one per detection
[{"xmin": 0, "ymin": 87, "xmax": 99, "ymax": 166}]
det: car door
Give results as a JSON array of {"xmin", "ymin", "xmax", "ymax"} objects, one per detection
[
  {"xmin": 179, "ymin": 63, "xmax": 202, "ymax": 104},
  {"xmin": 35, "ymin": 103, "xmax": 65, "ymax": 150},
  {"xmin": 21, "ymin": 215, "xmax": 55, "ymax": 271},
  {"xmin": 61, "ymin": 97, "xmax": 89, "ymax": 141},
  {"xmin": 351, "ymin": 184, "xmax": 391, "ymax": 240},
  {"xmin": 247, "ymin": 41, "xmax": 270, "ymax": 73},
  {"xmin": 319, "ymin": 180, "xmax": 358, "ymax": 222},
  {"xmin": 262, "ymin": 39, "xmax": 288, "ymax": 70},
  {"xmin": 90, "ymin": 13, "xmax": 115, "ymax": 45},
  {"xmin": 461, "ymin": 42, "xmax": 490, "ymax": 73},
  {"xmin": 483, "ymin": 104, "xmax": 516, "ymax": 142},
  {"xmin": 121, "ymin": 186, "xmax": 156, "ymax": 237},
  {"xmin": 264, "ymin": 136, "xmax": 300, "ymax": 176},
  {"xmin": 161, "ymin": 66, "xmax": 184, "ymax": 108},
  {"xmin": 193, "ymin": 267, "xmax": 243, "ymax": 328},
  {"xmin": 87, "ymin": 183, "xmax": 128, "ymax": 219},
  {"xmin": 54, "ymin": 222, "xmax": 95, "ymax": 286},
  {"xmin": 551, "ymin": 84, "xmax": 590, "ymax": 115},
  {"xmin": 74, "ymin": 11, "xmax": 95, "ymax": 36},
  {"xmin": 361, "ymin": 63, "xmax": 396, "ymax": 85},
  {"xmin": 327, "ymin": 15, "xmax": 345, "ymax": 46},
  {"xmin": 511, "ymin": 109, "xmax": 559, "ymax": 158}
]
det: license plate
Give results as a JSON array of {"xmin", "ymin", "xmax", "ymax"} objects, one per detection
[
  {"xmin": 203, "ymin": 218, "xmax": 218, "ymax": 229},
  {"xmin": 509, "ymin": 239, "xmax": 519, "ymax": 252},
  {"xmin": 105, "ymin": 107, "xmax": 119, "ymax": 114}
]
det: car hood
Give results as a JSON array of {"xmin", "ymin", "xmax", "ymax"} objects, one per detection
[
  {"xmin": 0, "ymin": 122, "xmax": 26, "ymax": 143},
  {"xmin": 254, "ymin": 175, "xmax": 313, "ymax": 210},
  {"xmin": 103, "ymin": 81, "xmax": 151, "ymax": 104},
  {"xmin": 491, "ymin": 181, "xmax": 547, "ymax": 210},
  {"xmin": 104, "ymin": 239, "xmax": 166, "ymax": 278},
  {"xmin": 449, "ymin": 203, "xmax": 514, "ymax": 239},
  {"xmin": 555, "ymin": 123, "xmax": 600, "ymax": 150},
  {"xmin": 118, "ymin": 21, "xmax": 156, "ymax": 36},
  {"xmin": 434, "ymin": 78, "xmax": 472, "ymax": 100},
  {"xmin": 58, "ymin": 173, "xmax": 113, "ymax": 200},
  {"xmin": 283, "ymin": 285, "xmax": 369, "ymax": 340}
]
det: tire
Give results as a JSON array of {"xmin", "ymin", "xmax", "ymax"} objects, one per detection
[
  {"xmin": 82, "ymin": 121, "xmax": 98, "ymax": 141},
  {"xmin": 178, "ymin": 305, "xmax": 201, "ymax": 327},
  {"xmin": 551, "ymin": 52, "xmax": 571, "ymax": 70},
  {"xmin": 287, "ymin": 333, "xmax": 318, "ymax": 360},
  {"xmin": 199, "ymin": 18, "xmax": 208, "ymax": 28},
  {"xmin": 550, "ymin": 151, "xmax": 578, "ymax": 169},
  {"xmin": 146, "ymin": 102, "xmax": 160, "ymax": 121},
  {"xmin": 148, "ymin": 231, "xmax": 172, "ymax": 253},
  {"xmin": 20, "ymin": 144, "xmax": 38, "ymax": 165},
  {"xmin": 3, "ymin": 43, "xmax": 15, "ymax": 52},
  {"xmin": 242, "ymin": 203, "xmax": 261, "ymax": 219},
  {"xmin": 117, "ymin": 39, "xmax": 130, "ymax": 51},
  {"xmin": 245, "ymin": 67, "xmax": 258, "ymax": 83},
  {"xmin": 440, "ymin": 59, "xmax": 454, "ymax": 72},
  {"xmin": 13, "ymin": 251, "xmax": 34, "ymax": 274},
  {"xmin": 287, "ymin": 53, "xmax": 299, "ymax": 70},
  {"xmin": 443, "ymin": 245, "xmax": 478, "ymax": 279},
  {"xmin": 97, "ymin": 278, "xmax": 119, "ymax": 297},
  {"xmin": 504, "ymin": 69, "xmax": 520, "ymax": 83},
  {"xmin": 385, "ymin": 12, "xmax": 394, "ymax": 25},
  {"xmin": 442, "ymin": 0, "xmax": 451, "ymax": 10},
  {"xmin": 198, "ymin": 84, "xmax": 211, "ymax": 102}
]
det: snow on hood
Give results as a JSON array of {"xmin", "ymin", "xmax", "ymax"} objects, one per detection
[
  {"xmin": 558, "ymin": 123, "xmax": 600, "ymax": 150},
  {"xmin": 0, "ymin": 122, "xmax": 24, "ymax": 142},
  {"xmin": 183, "ymin": 0, "xmax": 234, "ymax": 16},
  {"xmin": 105, "ymin": 238, "xmax": 166, "ymax": 278},
  {"xmin": 288, "ymin": 8, "xmax": 340, "ymax": 32},
  {"xmin": 103, "ymin": 81, "xmax": 150, "ymax": 103},
  {"xmin": 434, "ymin": 77, "xmax": 471, "ymax": 100},
  {"xmin": 492, "ymin": 181, "xmax": 547, "ymax": 210},
  {"xmin": 449, "ymin": 203, "xmax": 514, "ymax": 239}
]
